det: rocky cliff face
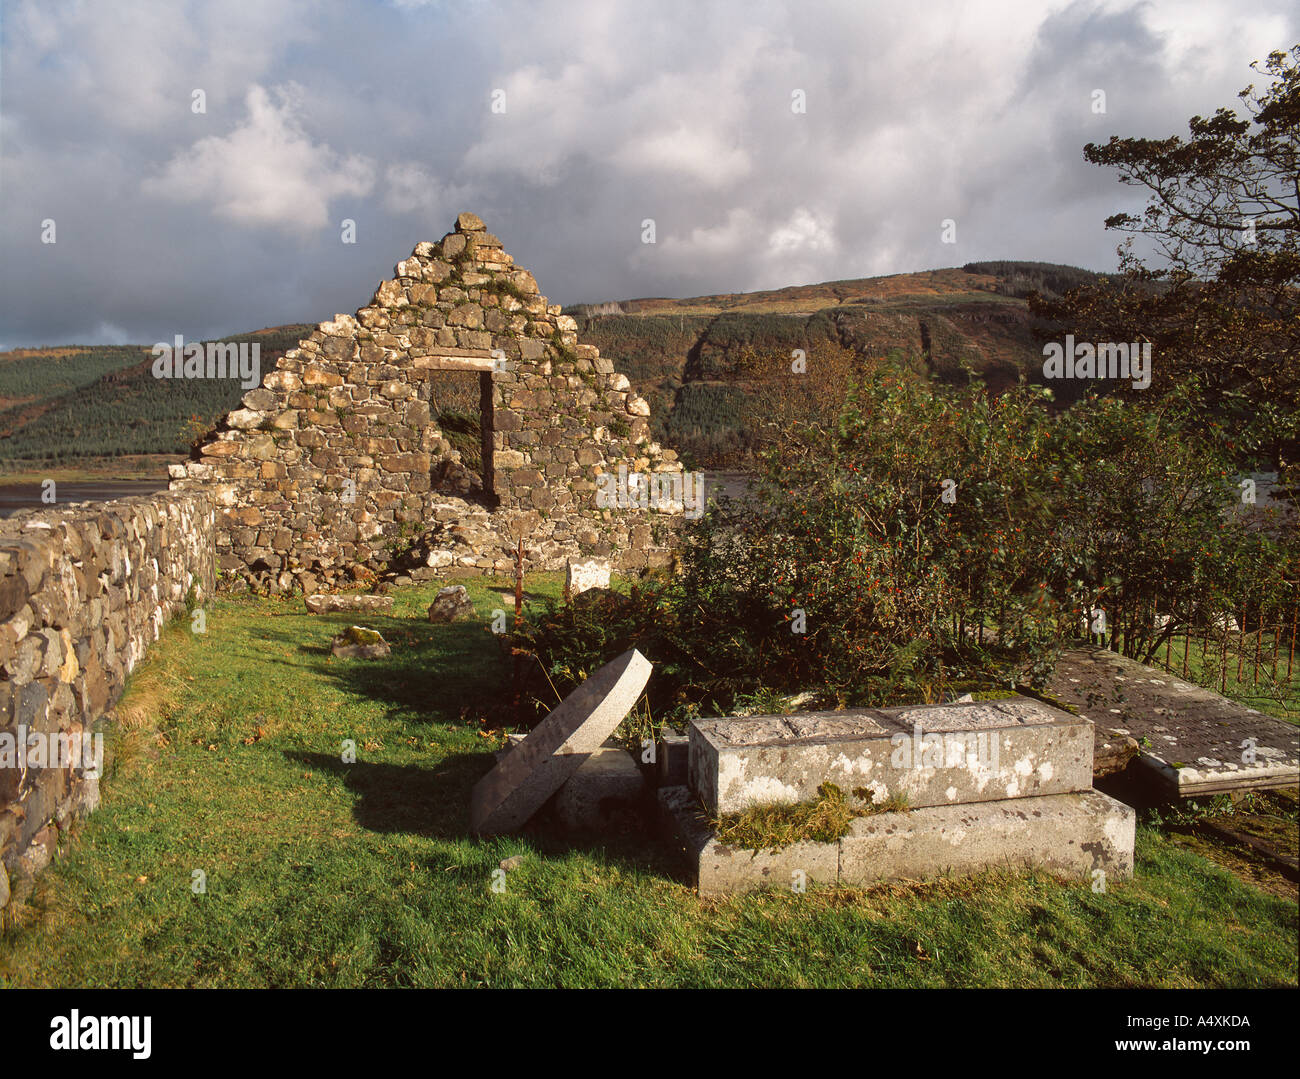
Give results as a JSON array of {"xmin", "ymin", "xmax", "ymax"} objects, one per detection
[{"xmin": 170, "ymin": 213, "xmax": 684, "ymax": 593}]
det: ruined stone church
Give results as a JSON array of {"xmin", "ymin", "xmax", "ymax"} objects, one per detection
[{"xmin": 170, "ymin": 213, "xmax": 683, "ymax": 592}]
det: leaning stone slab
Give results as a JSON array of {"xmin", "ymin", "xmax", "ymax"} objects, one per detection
[
  {"xmin": 688, "ymin": 698, "xmax": 1093, "ymax": 816},
  {"xmin": 658, "ymin": 786, "xmax": 1134, "ymax": 897},
  {"xmin": 838, "ymin": 789, "xmax": 1135, "ymax": 887},
  {"xmin": 306, "ymin": 593, "xmax": 394, "ymax": 614},
  {"xmin": 470, "ymin": 648, "xmax": 652, "ymax": 834}
]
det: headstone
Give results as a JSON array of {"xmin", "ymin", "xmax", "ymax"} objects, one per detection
[
  {"xmin": 566, "ymin": 558, "xmax": 611, "ymax": 596},
  {"xmin": 471, "ymin": 648, "xmax": 652, "ymax": 834},
  {"xmin": 305, "ymin": 593, "xmax": 394, "ymax": 614},
  {"xmin": 427, "ymin": 585, "xmax": 476, "ymax": 622}
]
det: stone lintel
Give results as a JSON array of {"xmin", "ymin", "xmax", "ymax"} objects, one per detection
[{"xmin": 413, "ymin": 350, "xmax": 496, "ymax": 372}]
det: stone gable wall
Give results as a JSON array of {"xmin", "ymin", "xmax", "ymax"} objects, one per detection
[
  {"xmin": 170, "ymin": 213, "xmax": 684, "ymax": 592},
  {"xmin": 0, "ymin": 492, "xmax": 215, "ymax": 908}
]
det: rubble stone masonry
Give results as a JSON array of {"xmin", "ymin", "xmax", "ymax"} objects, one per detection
[
  {"xmin": 0, "ymin": 492, "xmax": 215, "ymax": 907},
  {"xmin": 169, "ymin": 212, "xmax": 685, "ymax": 593},
  {"xmin": 0, "ymin": 214, "xmax": 686, "ymax": 904}
]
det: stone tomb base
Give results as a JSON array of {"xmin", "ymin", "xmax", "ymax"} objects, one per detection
[
  {"xmin": 688, "ymin": 698, "xmax": 1093, "ymax": 816},
  {"xmin": 659, "ymin": 785, "xmax": 1135, "ymax": 897},
  {"xmin": 664, "ymin": 695, "xmax": 1136, "ymax": 896}
]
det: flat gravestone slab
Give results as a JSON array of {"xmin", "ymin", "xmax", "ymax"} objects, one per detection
[
  {"xmin": 1047, "ymin": 647, "xmax": 1299, "ymax": 797},
  {"xmin": 689, "ymin": 697, "xmax": 1092, "ymax": 816},
  {"xmin": 886, "ymin": 699, "xmax": 1054, "ymax": 731},
  {"xmin": 470, "ymin": 648, "xmax": 651, "ymax": 834}
]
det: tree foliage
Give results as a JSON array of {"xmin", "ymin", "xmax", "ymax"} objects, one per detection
[{"xmin": 1033, "ymin": 46, "xmax": 1300, "ymax": 480}]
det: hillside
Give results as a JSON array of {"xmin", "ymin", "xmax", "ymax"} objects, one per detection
[
  {"xmin": 567, "ymin": 261, "xmax": 1101, "ymax": 465},
  {"xmin": 0, "ymin": 262, "xmax": 1102, "ymax": 471},
  {"xmin": 0, "ymin": 326, "xmax": 313, "ymax": 465}
]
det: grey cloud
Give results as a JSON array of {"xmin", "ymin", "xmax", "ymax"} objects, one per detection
[{"xmin": 1, "ymin": 0, "xmax": 1296, "ymax": 349}]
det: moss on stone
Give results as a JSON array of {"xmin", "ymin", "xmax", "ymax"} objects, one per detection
[
  {"xmin": 342, "ymin": 625, "xmax": 383, "ymax": 645},
  {"xmin": 713, "ymin": 782, "xmax": 910, "ymax": 853}
]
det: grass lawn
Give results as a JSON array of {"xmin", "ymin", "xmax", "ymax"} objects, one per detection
[{"xmin": 1, "ymin": 574, "xmax": 1295, "ymax": 988}]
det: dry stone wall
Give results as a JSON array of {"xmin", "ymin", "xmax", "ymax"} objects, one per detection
[
  {"xmin": 170, "ymin": 212, "xmax": 685, "ymax": 593},
  {"xmin": 0, "ymin": 492, "xmax": 215, "ymax": 908}
]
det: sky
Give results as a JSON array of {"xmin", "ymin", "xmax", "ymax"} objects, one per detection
[{"xmin": 0, "ymin": 0, "xmax": 1295, "ymax": 349}]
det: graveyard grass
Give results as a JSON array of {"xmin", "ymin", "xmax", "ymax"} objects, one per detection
[{"xmin": 0, "ymin": 575, "xmax": 1294, "ymax": 989}]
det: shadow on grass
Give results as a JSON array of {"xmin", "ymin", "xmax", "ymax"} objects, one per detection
[
  {"xmin": 288, "ymin": 748, "xmax": 688, "ymax": 882},
  {"xmin": 290, "ymin": 749, "xmax": 491, "ymax": 838},
  {"xmin": 253, "ymin": 609, "xmax": 512, "ymax": 721}
]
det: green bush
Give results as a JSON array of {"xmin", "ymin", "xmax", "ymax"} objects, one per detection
[{"xmin": 514, "ymin": 358, "xmax": 1296, "ymax": 723}]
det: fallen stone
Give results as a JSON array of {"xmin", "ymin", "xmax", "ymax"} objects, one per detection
[
  {"xmin": 687, "ymin": 698, "xmax": 1093, "ymax": 816},
  {"xmin": 553, "ymin": 741, "xmax": 647, "ymax": 831},
  {"xmin": 499, "ymin": 855, "xmax": 525, "ymax": 871},
  {"xmin": 428, "ymin": 585, "xmax": 476, "ymax": 622},
  {"xmin": 566, "ymin": 557, "xmax": 611, "ymax": 596},
  {"xmin": 305, "ymin": 593, "xmax": 394, "ymax": 615},
  {"xmin": 330, "ymin": 625, "xmax": 390, "ymax": 659},
  {"xmin": 470, "ymin": 648, "xmax": 652, "ymax": 834}
]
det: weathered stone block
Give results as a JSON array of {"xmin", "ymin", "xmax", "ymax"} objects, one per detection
[
  {"xmin": 552, "ymin": 741, "xmax": 647, "ymax": 831},
  {"xmin": 565, "ymin": 558, "xmax": 610, "ymax": 595},
  {"xmin": 330, "ymin": 625, "xmax": 390, "ymax": 659},
  {"xmin": 304, "ymin": 593, "xmax": 395, "ymax": 615},
  {"xmin": 688, "ymin": 698, "xmax": 1093, "ymax": 816},
  {"xmin": 427, "ymin": 585, "xmax": 476, "ymax": 623},
  {"xmin": 837, "ymin": 789, "xmax": 1135, "ymax": 886},
  {"xmin": 658, "ymin": 785, "xmax": 1135, "ymax": 897}
]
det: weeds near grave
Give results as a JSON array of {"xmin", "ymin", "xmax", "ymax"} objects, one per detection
[{"xmin": 714, "ymin": 782, "xmax": 911, "ymax": 852}]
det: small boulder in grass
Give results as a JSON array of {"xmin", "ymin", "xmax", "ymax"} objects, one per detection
[
  {"xmin": 306, "ymin": 593, "xmax": 393, "ymax": 615},
  {"xmin": 330, "ymin": 625, "xmax": 391, "ymax": 659},
  {"xmin": 428, "ymin": 585, "xmax": 476, "ymax": 623}
]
